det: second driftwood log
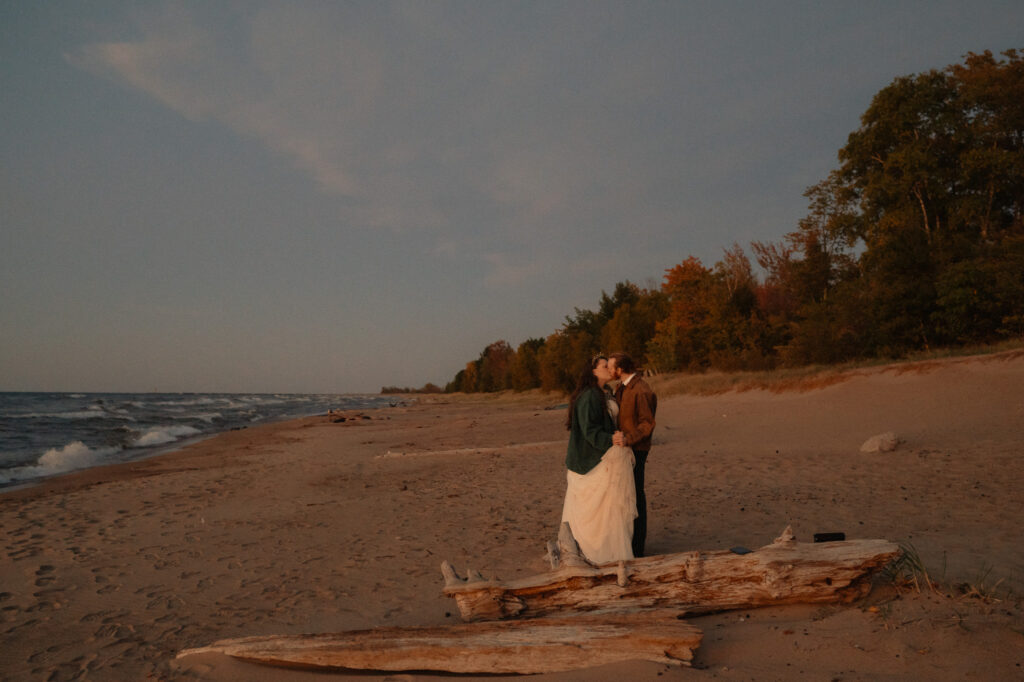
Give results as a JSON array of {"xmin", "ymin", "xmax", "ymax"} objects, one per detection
[
  {"xmin": 177, "ymin": 610, "xmax": 702, "ymax": 673},
  {"xmin": 442, "ymin": 524, "xmax": 900, "ymax": 622}
]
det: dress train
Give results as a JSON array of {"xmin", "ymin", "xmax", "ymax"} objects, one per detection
[{"xmin": 560, "ymin": 444, "xmax": 637, "ymax": 564}]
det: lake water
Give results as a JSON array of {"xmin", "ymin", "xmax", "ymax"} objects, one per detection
[{"xmin": 0, "ymin": 392, "xmax": 398, "ymax": 487}]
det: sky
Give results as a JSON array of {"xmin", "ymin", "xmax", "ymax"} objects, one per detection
[{"xmin": 2, "ymin": 1, "xmax": 1022, "ymax": 394}]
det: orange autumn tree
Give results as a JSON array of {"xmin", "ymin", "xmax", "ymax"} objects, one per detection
[{"xmin": 646, "ymin": 257, "xmax": 714, "ymax": 371}]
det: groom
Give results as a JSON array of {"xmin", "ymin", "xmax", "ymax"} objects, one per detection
[{"xmin": 609, "ymin": 352, "xmax": 657, "ymax": 558}]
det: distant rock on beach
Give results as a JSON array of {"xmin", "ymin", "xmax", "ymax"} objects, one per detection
[{"xmin": 860, "ymin": 432, "xmax": 900, "ymax": 453}]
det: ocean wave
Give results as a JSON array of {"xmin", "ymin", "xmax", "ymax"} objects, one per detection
[
  {"xmin": 171, "ymin": 412, "xmax": 222, "ymax": 423},
  {"xmin": 132, "ymin": 425, "xmax": 201, "ymax": 447},
  {"xmin": 8, "ymin": 408, "xmax": 136, "ymax": 421},
  {"xmin": 0, "ymin": 441, "xmax": 121, "ymax": 485},
  {"xmin": 0, "ymin": 392, "xmax": 387, "ymax": 486}
]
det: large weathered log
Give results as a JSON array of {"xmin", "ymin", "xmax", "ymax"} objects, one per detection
[
  {"xmin": 177, "ymin": 611, "xmax": 702, "ymax": 673},
  {"xmin": 442, "ymin": 525, "xmax": 900, "ymax": 622}
]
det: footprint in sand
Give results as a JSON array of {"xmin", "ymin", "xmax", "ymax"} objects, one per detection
[
  {"xmin": 34, "ymin": 565, "xmax": 56, "ymax": 586},
  {"xmin": 79, "ymin": 610, "xmax": 111, "ymax": 623},
  {"xmin": 6, "ymin": 617, "xmax": 40, "ymax": 635},
  {"xmin": 8, "ymin": 545, "xmax": 41, "ymax": 561},
  {"xmin": 27, "ymin": 587, "xmax": 64, "ymax": 612}
]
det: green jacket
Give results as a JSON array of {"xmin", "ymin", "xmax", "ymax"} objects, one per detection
[{"xmin": 566, "ymin": 387, "xmax": 615, "ymax": 474}]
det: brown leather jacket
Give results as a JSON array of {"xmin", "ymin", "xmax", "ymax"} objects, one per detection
[{"xmin": 615, "ymin": 374, "xmax": 657, "ymax": 451}]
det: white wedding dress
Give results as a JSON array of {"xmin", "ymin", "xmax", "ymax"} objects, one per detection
[{"xmin": 560, "ymin": 398, "xmax": 637, "ymax": 564}]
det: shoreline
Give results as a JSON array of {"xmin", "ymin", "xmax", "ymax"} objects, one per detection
[
  {"xmin": 0, "ymin": 416, "xmax": 309, "ymax": 502},
  {"xmin": 2, "ymin": 356, "xmax": 1022, "ymax": 680},
  {"xmin": 0, "ymin": 393, "xmax": 405, "ymax": 494},
  {"xmin": 0, "ymin": 392, "xmax": 555, "ymax": 505}
]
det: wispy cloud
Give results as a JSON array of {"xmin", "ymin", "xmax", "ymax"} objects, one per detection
[
  {"xmin": 75, "ymin": 5, "xmax": 367, "ymax": 197},
  {"xmin": 70, "ymin": 3, "xmax": 690, "ymax": 243}
]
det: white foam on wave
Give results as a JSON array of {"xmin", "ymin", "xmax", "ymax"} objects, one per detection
[
  {"xmin": 132, "ymin": 425, "xmax": 201, "ymax": 447},
  {"xmin": 153, "ymin": 397, "xmax": 221, "ymax": 407},
  {"xmin": 38, "ymin": 441, "xmax": 116, "ymax": 468},
  {"xmin": 239, "ymin": 395, "xmax": 285, "ymax": 406},
  {"xmin": 0, "ymin": 441, "xmax": 121, "ymax": 485}
]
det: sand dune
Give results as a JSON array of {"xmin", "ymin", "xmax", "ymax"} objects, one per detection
[{"xmin": 1, "ymin": 352, "xmax": 1022, "ymax": 680}]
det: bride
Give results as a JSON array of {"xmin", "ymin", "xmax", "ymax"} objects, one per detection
[{"xmin": 561, "ymin": 355, "xmax": 637, "ymax": 564}]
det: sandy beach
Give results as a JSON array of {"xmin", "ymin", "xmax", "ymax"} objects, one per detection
[{"xmin": 2, "ymin": 352, "xmax": 1022, "ymax": 681}]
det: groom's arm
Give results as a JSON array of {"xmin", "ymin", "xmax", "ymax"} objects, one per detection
[{"xmin": 623, "ymin": 385, "xmax": 656, "ymax": 446}]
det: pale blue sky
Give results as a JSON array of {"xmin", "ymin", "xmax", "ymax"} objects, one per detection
[{"xmin": 2, "ymin": 1, "xmax": 1021, "ymax": 393}]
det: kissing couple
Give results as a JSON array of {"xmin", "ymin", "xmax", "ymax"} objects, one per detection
[{"xmin": 561, "ymin": 352, "xmax": 658, "ymax": 564}]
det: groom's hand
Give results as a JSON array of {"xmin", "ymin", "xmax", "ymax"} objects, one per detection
[{"xmin": 612, "ymin": 431, "xmax": 626, "ymax": 447}]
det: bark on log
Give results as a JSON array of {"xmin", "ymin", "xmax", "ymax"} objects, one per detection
[
  {"xmin": 442, "ymin": 525, "xmax": 900, "ymax": 622},
  {"xmin": 177, "ymin": 611, "xmax": 702, "ymax": 673}
]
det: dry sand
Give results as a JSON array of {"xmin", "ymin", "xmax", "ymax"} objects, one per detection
[{"xmin": 1, "ymin": 352, "xmax": 1022, "ymax": 681}]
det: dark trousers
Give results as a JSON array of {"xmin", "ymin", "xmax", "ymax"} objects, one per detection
[{"xmin": 632, "ymin": 449, "xmax": 649, "ymax": 557}]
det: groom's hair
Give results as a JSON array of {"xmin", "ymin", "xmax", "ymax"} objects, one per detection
[{"xmin": 609, "ymin": 352, "xmax": 636, "ymax": 374}]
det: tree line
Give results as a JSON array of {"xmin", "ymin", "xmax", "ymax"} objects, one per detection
[{"xmin": 443, "ymin": 50, "xmax": 1024, "ymax": 395}]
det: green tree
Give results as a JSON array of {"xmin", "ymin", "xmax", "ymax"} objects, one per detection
[
  {"xmin": 703, "ymin": 245, "xmax": 767, "ymax": 370},
  {"xmin": 461, "ymin": 361, "xmax": 480, "ymax": 393},
  {"xmin": 477, "ymin": 340, "xmax": 515, "ymax": 392},
  {"xmin": 508, "ymin": 338, "xmax": 545, "ymax": 391},
  {"xmin": 537, "ymin": 329, "xmax": 596, "ymax": 393},
  {"xmin": 599, "ymin": 284, "xmax": 667, "ymax": 365},
  {"xmin": 950, "ymin": 50, "xmax": 1024, "ymax": 240},
  {"xmin": 598, "ymin": 281, "xmax": 642, "ymax": 322},
  {"xmin": 754, "ymin": 176, "xmax": 862, "ymax": 364},
  {"xmin": 444, "ymin": 369, "xmax": 466, "ymax": 393},
  {"xmin": 823, "ymin": 50, "xmax": 1024, "ymax": 353},
  {"xmin": 933, "ymin": 235, "xmax": 1024, "ymax": 342}
]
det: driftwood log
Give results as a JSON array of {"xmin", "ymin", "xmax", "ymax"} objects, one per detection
[
  {"xmin": 177, "ymin": 611, "xmax": 702, "ymax": 673},
  {"xmin": 442, "ymin": 524, "xmax": 900, "ymax": 622}
]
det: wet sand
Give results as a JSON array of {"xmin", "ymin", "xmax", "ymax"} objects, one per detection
[{"xmin": 2, "ymin": 352, "xmax": 1022, "ymax": 680}]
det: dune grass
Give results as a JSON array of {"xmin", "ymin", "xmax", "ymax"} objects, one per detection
[
  {"xmin": 879, "ymin": 543, "xmax": 1016, "ymax": 605},
  {"xmin": 880, "ymin": 543, "xmax": 940, "ymax": 595},
  {"xmin": 646, "ymin": 338, "xmax": 1024, "ymax": 398}
]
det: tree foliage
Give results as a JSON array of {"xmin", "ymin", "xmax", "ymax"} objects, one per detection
[{"xmin": 444, "ymin": 50, "xmax": 1024, "ymax": 393}]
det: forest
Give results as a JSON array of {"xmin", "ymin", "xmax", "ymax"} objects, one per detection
[{"xmin": 439, "ymin": 50, "xmax": 1024, "ymax": 395}]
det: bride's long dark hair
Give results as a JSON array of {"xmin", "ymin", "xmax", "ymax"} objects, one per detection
[{"xmin": 566, "ymin": 355, "xmax": 607, "ymax": 430}]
